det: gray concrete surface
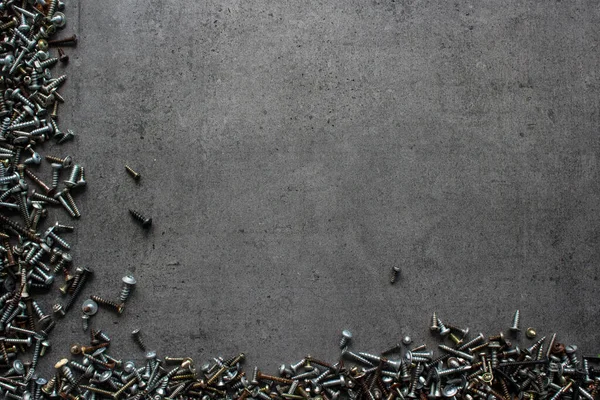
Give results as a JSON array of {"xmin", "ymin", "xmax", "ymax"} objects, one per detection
[{"xmin": 40, "ymin": 0, "xmax": 600, "ymax": 373}]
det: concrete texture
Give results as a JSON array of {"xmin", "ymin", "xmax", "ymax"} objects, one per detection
[{"xmin": 39, "ymin": 0, "xmax": 600, "ymax": 373}]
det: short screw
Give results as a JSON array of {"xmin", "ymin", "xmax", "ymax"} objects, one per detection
[
  {"xmin": 118, "ymin": 275, "xmax": 136, "ymax": 303},
  {"xmin": 125, "ymin": 164, "xmax": 141, "ymax": 180},
  {"xmin": 131, "ymin": 328, "xmax": 146, "ymax": 351},
  {"xmin": 129, "ymin": 209, "xmax": 152, "ymax": 229},
  {"xmin": 390, "ymin": 266, "xmax": 400, "ymax": 284},
  {"xmin": 339, "ymin": 330, "xmax": 352, "ymax": 349},
  {"xmin": 90, "ymin": 295, "xmax": 124, "ymax": 315},
  {"xmin": 510, "ymin": 310, "xmax": 521, "ymax": 334}
]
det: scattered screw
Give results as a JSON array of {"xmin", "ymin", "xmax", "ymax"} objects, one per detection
[
  {"xmin": 129, "ymin": 209, "xmax": 152, "ymax": 229},
  {"xmin": 125, "ymin": 164, "xmax": 141, "ymax": 180}
]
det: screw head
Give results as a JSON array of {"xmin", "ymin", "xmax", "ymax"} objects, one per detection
[
  {"xmin": 526, "ymin": 327, "xmax": 537, "ymax": 339},
  {"xmin": 62, "ymin": 155, "xmax": 73, "ymax": 168},
  {"xmin": 54, "ymin": 358, "xmax": 68, "ymax": 369},
  {"xmin": 341, "ymin": 330, "xmax": 352, "ymax": 340},
  {"xmin": 81, "ymin": 299, "xmax": 98, "ymax": 316},
  {"xmin": 12, "ymin": 360, "xmax": 24, "ymax": 375},
  {"xmin": 123, "ymin": 361, "xmax": 135, "ymax": 373},
  {"xmin": 565, "ymin": 345, "xmax": 578, "ymax": 354},
  {"xmin": 122, "ymin": 275, "xmax": 136, "ymax": 286},
  {"xmin": 402, "ymin": 335, "xmax": 412, "ymax": 346},
  {"xmin": 145, "ymin": 350, "xmax": 157, "ymax": 360}
]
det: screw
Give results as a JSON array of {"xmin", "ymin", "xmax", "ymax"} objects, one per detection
[
  {"xmin": 526, "ymin": 327, "xmax": 537, "ymax": 339},
  {"xmin": 129, "ymin": 209, "xmax": 152, "ymax": 229},
  {"xmin": 47, "ymin": 34, "xmax": 77, "ymax": 46},
  {"xmin": 390, "ymin": 266, "xmax": 400, "ymax": 284},
  {"xmin": 90, "ymin": 295, "xmax": 124, "ymax": 315},
  {"xmin": 125, "ymin": 164, "xmax": 141, "ymax": 180},
  {"xmin": 131, "ymin": 328, "xmax": 146, "ymax": 351},
  {"xmin": 339, "ymin": 330, "xmax": 352, "ymax": 349},
  {"xmin": 510, "ymin": 310, "xmax": 521, "ymax": 333},
  {"xmin": 430, "ymin": 312, "xmax": 439, "ymax": 331},
  {"xmin": 119, "ymin": 275, "xmax": 136, "ymax": 303}
]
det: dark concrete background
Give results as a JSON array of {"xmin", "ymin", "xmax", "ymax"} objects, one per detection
[{"xmin": 38, "ymin": 0, "xmax": 600, "ymax": 373}]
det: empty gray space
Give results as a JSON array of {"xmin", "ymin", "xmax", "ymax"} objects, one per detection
[{"xmin": 39, "ymin": 0, "xmax": 600, "ymax": 374}]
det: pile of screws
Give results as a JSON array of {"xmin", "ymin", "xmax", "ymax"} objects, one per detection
[
  {"xmin": 1, "ymin": 311, "xmax": 597, "ymax": 400},
  {"xmin": 0, "ymin": 0, "xmax": 89, "ymax": 382}
]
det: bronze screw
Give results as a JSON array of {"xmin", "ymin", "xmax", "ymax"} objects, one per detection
[
  {"xmin": 48, "ymin": 34, "xmax": 77, "ymax": 46},
  {"xmin": 90, "ymin": 295, "xmax": 124, "ymax": 315},
  {"xmin": 256, "ymin": 371, "xmax": 293, "ymax": 384},
  {"xmin": 24, "ymin": 168, "xmax": 54, "ymax": 194},
  {"xmin": 125, "ymin": 164, "xmax": 141, "ymax": 180},
  {"xmin": 57, "ymin": 48, "xmax": 69, "ymax": 63},
  {"xmin": 45, "ymin": 154, "xmax": 73, "ymax": 167}
]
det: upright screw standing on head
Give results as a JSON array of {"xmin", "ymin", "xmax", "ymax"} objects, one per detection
[
  {"xmin": 125, "ymin": 165, "xmax": 141, "ymax": 181},
  {"xmin": 129, "ymin": 209, "xmax": 152, "ymax": 229},
  {"xmin": 510, "ymin": 310, "xmax": 521, "ymax": 334},
  {"xmin": 339, "ymin": 330, "xmax": 352, "ymax": 349},
  {"xmin": 119, "ymin": 275, "xmax": 136, "ymax": 303},
  {"xmin": 390, "ymin": 266, "xmax": 400, "ymax": 284}
]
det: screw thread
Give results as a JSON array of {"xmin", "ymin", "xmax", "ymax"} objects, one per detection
[
  {"xmin": 131, "ymin": 330, "xmax": 146, "ymax": 351},
  {"xmin": 63, "ymin": 191, "xmax": 81, "ymax": 217},
  {"xmin": 64, "ymin": 270, "xmax": 90, "ymax": 311},
  {"xmin": 91, "ymin": 295, "xmax": 124, "ymax": 314},
  {"xmin": 511, "ymin": 310, "xmax": 520, "ymax": 331},
  {"xmin": 125, "ymin": 165, "xmax": 140, "ymax": 180}
]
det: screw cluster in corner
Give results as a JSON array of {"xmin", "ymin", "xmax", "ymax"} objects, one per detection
[{"xmin": 0, "ymin": 0, "xmax": 91, "ymax": 383}]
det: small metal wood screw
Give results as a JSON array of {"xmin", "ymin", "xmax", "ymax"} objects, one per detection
[{"xmin": 129, "ymin": 209, "xmax": 152, "ymax": 229}]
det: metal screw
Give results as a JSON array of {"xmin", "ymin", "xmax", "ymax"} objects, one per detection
[
  {"xmin": 125, "ymin": 164, "xmax": 141, "ymax": 180},
  {"xmin": 510, "ymin": 310, "xmax": 521, "ymax": 333},
  {"xmin": 119, "ymin": 275, "xmax": 136, "ymax": 303},
  {"xmin": 339, "ymin": 330, "xmax": 352, "ymax": 349},
  {"xmin": 129, "ymin": 209, "xmax": 152, "ymax": 229},
  {"xmin": 90, "ymin": 295, "xmax": 124, "ymax": 315}
]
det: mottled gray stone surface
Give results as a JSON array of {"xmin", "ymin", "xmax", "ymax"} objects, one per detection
[{"xmin": 39, "ymin": 0, "xmax": 600, "ymax": 374}]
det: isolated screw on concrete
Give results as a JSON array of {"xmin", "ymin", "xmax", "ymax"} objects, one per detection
[
  {"xmin": 125, "ymin": 164, "xmax": 141, "ymax": 180},
  {"xmin": 129, "ymin": 209, "xmax": 152, "ymax": 229},
  {"xmin": 390, "ymin": 266, "xmax": 401, "ymax": 284}
]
